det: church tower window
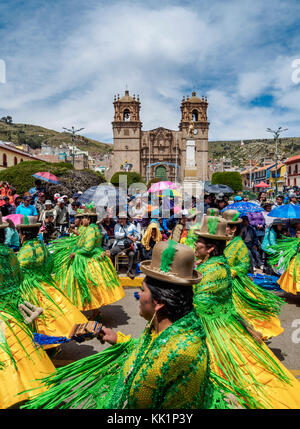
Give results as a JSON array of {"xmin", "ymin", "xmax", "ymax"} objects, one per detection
[
  {"xmin": 192, "ymin": 109, "xmax": 198, "ymax": 121},
  {"xmin": 123, "ymin": 109, "xmax": 131, "ymax": 121}
]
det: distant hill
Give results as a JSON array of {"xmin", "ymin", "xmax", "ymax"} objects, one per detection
[
  {"xmin": 208, "ymin": 137, "xmax": 300, "ymax": 168},
  {"xmin": 0, "ymin": 120, "xmax": 112, "ymax": 155},
  {"xmin": 1, "ymin": 119, "xmax": 299, "ymax": 167}
]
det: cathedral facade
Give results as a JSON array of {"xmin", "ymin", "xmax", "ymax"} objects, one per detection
[{"xmin": 111, "ymin": 90, "xmax": 209, "ymax": 183}]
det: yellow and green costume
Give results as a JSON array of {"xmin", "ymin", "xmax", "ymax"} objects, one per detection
[
  {"xmin": 194, "ymin": 255, "xmax": 300, "ymax": 409},
  {"xmin": 22, "ymin": 310, "xmax": 232, "ymax": 409},
  {"xmin": 269, "ymin": 237, "xmax": 300, "ymax": 295},
  {"xmin": 0, "ymin": 243, "xmax": 55, "ymax": 409},
  {"xmin": 17, "ymin": 239, "xmax": 87, "ymax": 339},
  {"xmin": 53, "ymin": 223, "xmax": 124, "ymax": 311},
  {"xmin": 224, "ymin": 236, "xmax": 284, "ymax": 339},
  {"xmin": 184, "ymin": 222, "xmax": 202, "ymax": 250}
]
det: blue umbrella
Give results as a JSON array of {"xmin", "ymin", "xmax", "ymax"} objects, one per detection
[
  {"xmin": 221, "ymin": 202, "xmax": 264, "ymax": 217},
  {"xmin": 268, "ymin": 204, "xmax": 300, "ymax": 219}
]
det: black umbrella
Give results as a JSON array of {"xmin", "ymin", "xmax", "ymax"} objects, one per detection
[
  {"xmin": 204, "ymin": 183, "xmax": 234, "ymax": 194},
  {"xmin": 78, "ymin": 185, "xmax": 127, "ymax": 208}
]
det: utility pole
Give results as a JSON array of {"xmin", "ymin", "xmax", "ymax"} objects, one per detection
[
  {"xmin": 266, "ymin": 127, "xmax": 288, "ymax": 195},
  {"xmin": 62, "ymin": 126, "xmax": 85, "ymax": 167},
  {"xmin": 175, "ymin": 134, "xmax": 178, "ymax": 182},
  {"xmin": 249, "ymin": 154, "xmax": 252, "ymax": 191}
]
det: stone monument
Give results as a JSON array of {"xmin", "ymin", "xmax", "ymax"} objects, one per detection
[{"xmin": 184, "ymin": 119, "xmax": 198, "ymax": 182}]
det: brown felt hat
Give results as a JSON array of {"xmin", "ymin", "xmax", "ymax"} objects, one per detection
[
  {"xmin": 222, "ymin": 209, "xmax": 242, "ymax": 224},
  {"xmin": 75, "ymin": 206, "xmax": 97, "ymax": 218},
  {"xmin": 140, "ymin": 241, "xmax": 202, "ymax": 286},
  {"xmin": 195, "ymin": 216, "xmax": 231, "ymax": 240},
  {"xmin": 16, "ymin": 216, "xmax": 41, "ymax": 229},
  {"xmin": 206, "ymin": 208, "xmax": 220, "ymax": 216}
]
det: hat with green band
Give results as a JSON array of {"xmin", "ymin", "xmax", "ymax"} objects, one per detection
[
  {"xmin": 222, "ymin": 209, "xmax": 242, "ymax": 224},
  {"xmin": 16, "ymin": 215, "xmax": 41, "ymax": 229},
  {"xmin": 140, "ymin": 240, "xmax": 202, "ymax": 285},
  {"xmin": 195, "ymin": 216, "xmax": 231, "ymax": 240},
  {"xmin": 75, "ymin": 202, "xmax": 97, "ymax": 218},
  {"xmin": 206, "ymin": 208, "xmax": 220, "ymax": 217}
]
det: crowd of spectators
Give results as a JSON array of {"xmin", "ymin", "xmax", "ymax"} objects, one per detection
[{"xmin": 1, "ymin": 178, "xmax": 299, "ymax": 278}]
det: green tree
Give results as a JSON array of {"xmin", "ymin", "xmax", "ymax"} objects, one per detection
[
  {"xmin": 0, "ymin": 161, "xmax": 105, "ymax": 196},
  {"xmin": 110, "ymin": 171, "xmax": 145, "ymax": 188},
  {"xmin": 211, "ymin": 171, "xmax": 243, "ymax": 192}
]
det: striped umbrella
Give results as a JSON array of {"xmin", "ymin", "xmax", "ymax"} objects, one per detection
[
  {"xmin": 33, "ymin": 172, "xmax": 60, "ymax": 184},
  {"xmin": 148, "ymin": 181, "xmax": 178, "ymax": 193}
]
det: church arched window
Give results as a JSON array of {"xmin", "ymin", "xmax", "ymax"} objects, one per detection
[
  {"xmin": 192, "ymin": 110, "xmax": 199, "ymax": 122},
  {"xmin": 123, "ymin": 109, "xmax": 130, "ymax": 121}
]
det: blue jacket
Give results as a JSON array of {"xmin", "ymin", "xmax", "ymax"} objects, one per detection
[{"xmin": 261, "ymin": 227, "xmax": 277, "ymax": 255}]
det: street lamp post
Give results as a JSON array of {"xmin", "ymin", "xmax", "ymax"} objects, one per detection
[
  {"xmin": 249, "ymin": 154, "xmax": 252, "ymax": 190},
  {"xmin": 266, "ymin": 127, "xmax": 288, "ymax": 195},
  {"xmin": 62, "ymin": 126, "xmax": 85, "ymax": 167}
]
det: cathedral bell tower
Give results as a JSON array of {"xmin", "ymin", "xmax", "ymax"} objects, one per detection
[
  {"xmin": 112, "ymin": 90, "xmax": 142, "ymax": 176},
  {"xmin": 179, "ymin": 91, "xmax": 210, "ymax": 181}
]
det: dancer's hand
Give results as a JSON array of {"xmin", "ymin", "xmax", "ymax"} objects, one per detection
[
  {"xmin": 98, "ymin": 327, "xmax": 117, "ymax": 345},
  {"xmin": 69, "ymin": 252, "xmax": 75, "ymax": 259}
]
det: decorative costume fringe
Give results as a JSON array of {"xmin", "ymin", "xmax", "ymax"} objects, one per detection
[
  {"xmin": 224, "ymin": 236, "xmax": 284, "ymax": 338},
  {"xmin": 232, "ymin": 275, "xmax": 284, "ymax": 321},
  {"xmin": 22, "ymin": 340, "xmax": 136, "ymax": 409},
  {"xmin": 0, "ymin": 304, "xmax": 41, "ymax": 370},
  {"xmin": 269, "ymin": 237, "xmax": 300, "ymax": 271},
  {"xmin": 33, "ymin": 333, "xmax": 70, "ymax": 346},
  {"xmin": 54, "ymin": 247, "xmax": 121, "ymax": 308},
  {"xmin": 200, "ymin": 312, "xmax": 291, "ymax": 408},
  {"xmin": 19, "ymin": 273, "xmax": 65, "ymax": 327}
]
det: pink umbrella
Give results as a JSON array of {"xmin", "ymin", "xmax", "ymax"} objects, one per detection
[
  {"xmin": 255, "ymin": 181, "xmax": 269, "ymax": 188},
  {"xmin": 33, "ymin": 172, "xmax": 60, "ymax": 184},
  {"xmin": 3, "ymin": 214, "xmax": 24, "ymax": 226},
  {"xmin": 173, "ymin": 205, "xmax": 182, "ymax": 214},
  {"xmin": 148, "ymin": 181, "xmax": 178, "ymax": 193}
]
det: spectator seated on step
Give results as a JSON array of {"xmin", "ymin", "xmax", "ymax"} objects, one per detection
[
  {"xmin": 140, "ymin": 221, "xmax": 163, "ymax": 261},
  {"xmin": 109, "ymin": 212, "xmax": 140, "ymax": 279}
]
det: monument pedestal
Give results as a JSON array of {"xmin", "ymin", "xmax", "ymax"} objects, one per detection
[{"xmin": 183, "ymin": 138, "xmax": 198, "ymax": 184}]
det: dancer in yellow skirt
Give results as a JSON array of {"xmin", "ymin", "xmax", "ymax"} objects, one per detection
[
  {"xmin": 53, "ymin": 205, "xmax": 125, "ymax": 312},
  {"xmin": 0, "ymin": 216, "xmax": 55, "ymax": 408},
  {"xmin": 193, "ymin": 215, "xmax": 300, "ymax": 409},
  {"xmin": 16, "ymin": 216, "xmax": 88, "ymax": 341},
  {"xmin": 223, "ymin": 210, "xmax": 284, "ymax": 339},
  {"xmin": 269, "ymin": 222, "xmax": 300, "ymax": 295}
]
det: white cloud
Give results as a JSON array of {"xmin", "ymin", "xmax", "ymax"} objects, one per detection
[{"xmin": 0, "ymin": 0, "xmax": 299, "ymax": 144}]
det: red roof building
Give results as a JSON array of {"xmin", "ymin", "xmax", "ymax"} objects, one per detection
[{"xmin": 285, "ymin": 154, "xmax": 300, "ymax": 187}]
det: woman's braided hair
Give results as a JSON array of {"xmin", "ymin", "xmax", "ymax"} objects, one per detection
[{"xmin": 145, "ymin": 275, "xmax": 194, "ymax": 323}]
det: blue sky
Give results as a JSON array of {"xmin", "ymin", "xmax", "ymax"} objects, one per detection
[{"xmin": 0, "ymin": 0, "xmax": 300, "ymax": 143}]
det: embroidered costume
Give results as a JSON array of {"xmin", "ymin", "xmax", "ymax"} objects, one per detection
[
  {"xmin": 269, "ymin": 236, "xmax": 300, "ymax": 295},
  {"xmin": 193, "ymin": 216, "xmax": 300, "ymax": 409},
  {"xmin": 0, "ymin": 242, "xmax": 55, "ymax": 409},
  {"xmin": 22, "ymin": 310, "xmax": 231, "ymax": 409},
  {"xmin": 53, "ymin": 221, "xmax": 124, "ymax": 310},
  {"xmin": 224, "ymin": 235, "xmax": 284, "ymax": 339},
  {"xmin": 22, "ymin": 241, "xmax": 232, "ymax": 410},
  {"xmin": 17, "ymin": 237, "xmax": 87, "ymax": 339}
]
